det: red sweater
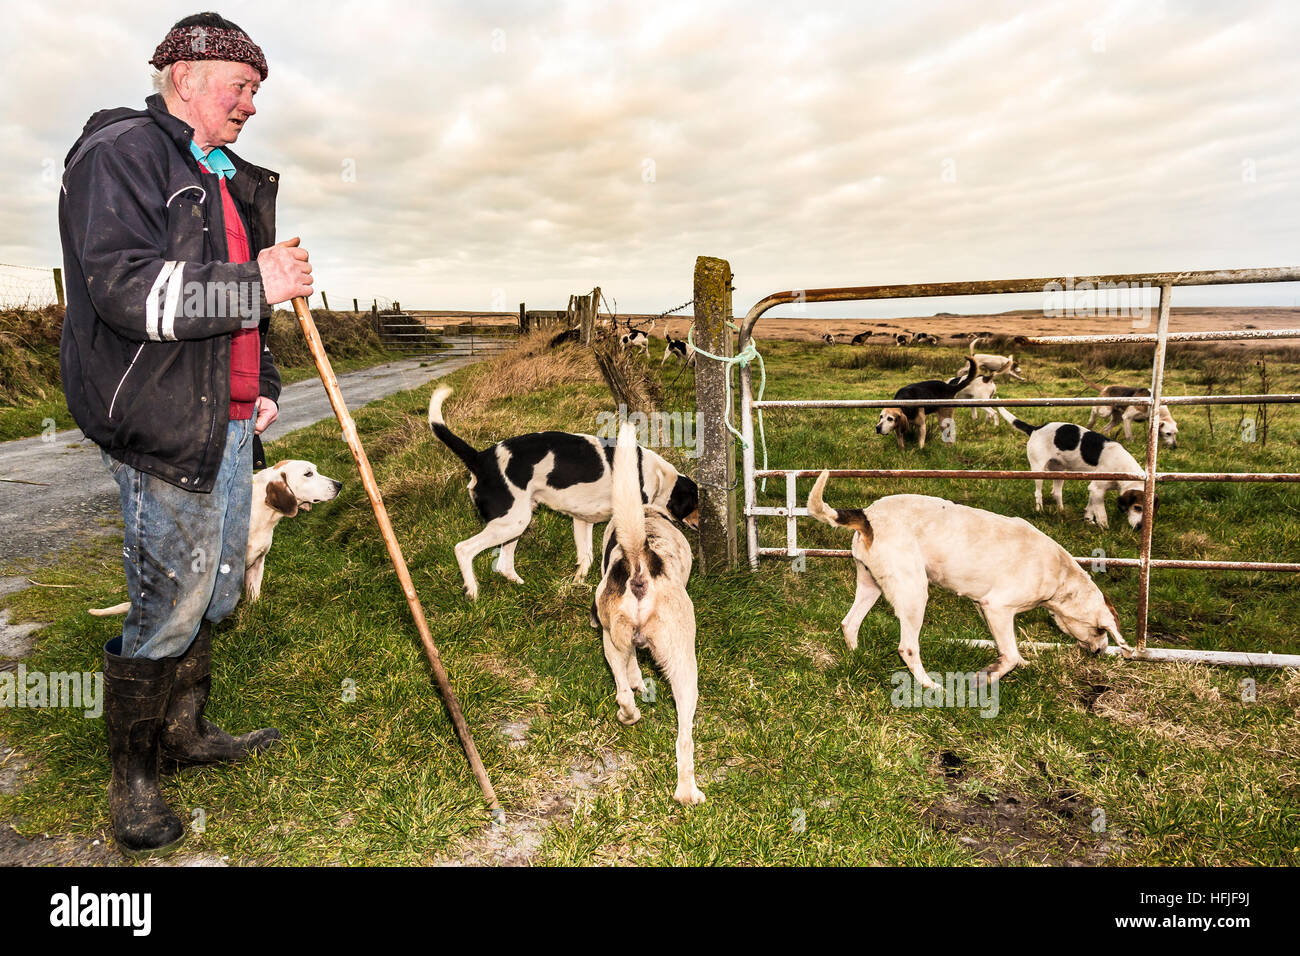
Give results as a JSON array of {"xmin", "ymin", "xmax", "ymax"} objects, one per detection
[{"xmin": 219, "ymin": 176, "xmax": 260, "ymax": 421}]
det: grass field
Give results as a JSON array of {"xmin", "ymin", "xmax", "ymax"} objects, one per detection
[{"xmin": 2, "ymin": 331, "xmax": 1298, "ymax": 865}]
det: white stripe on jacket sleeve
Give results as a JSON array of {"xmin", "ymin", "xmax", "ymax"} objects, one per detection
[
  {"xmin": 145, "ymin": 261, "xmax": 177, "ymax": 341},
  {"xmin": 160, "ymin": 261, "xmax": 185, "ymax": 340}
]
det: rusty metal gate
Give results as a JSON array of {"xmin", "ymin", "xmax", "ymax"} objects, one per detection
[{"xmin": 736, "ymin": 267, "xmax": 1300, "ymax": 668}]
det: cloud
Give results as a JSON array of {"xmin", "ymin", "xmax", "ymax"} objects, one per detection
[{"xmin": 3, "ymin": 0, "xmax": 1297, "ymax": 316}]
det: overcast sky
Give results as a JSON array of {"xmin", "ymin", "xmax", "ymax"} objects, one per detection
[{"xmin": 3, "ymin": 0, "xmax": 1297, "ymax": 317}]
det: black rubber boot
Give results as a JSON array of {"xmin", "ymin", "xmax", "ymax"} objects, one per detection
[
  {"xmin": 161, "ymin": 622, "xmax": 281, "ymax": 767},
  {"xmin": 103, "ymin": 639, "xmax": 186, "ymax": 857}
]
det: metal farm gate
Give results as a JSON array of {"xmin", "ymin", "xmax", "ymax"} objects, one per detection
[{"xmin": 735, "ymin": 267, "xmax": 1300, "ymax": 668}]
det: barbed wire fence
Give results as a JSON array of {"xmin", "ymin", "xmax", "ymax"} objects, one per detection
[{"xmin": 0, "ymin": 263, "xmax": 60, "ymax": 310}]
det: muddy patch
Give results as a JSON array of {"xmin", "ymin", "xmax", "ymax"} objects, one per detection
[
  {"xmin": 0, "ymin": 741, "xmax": 32, "ymax": 796},
  {"xmin": 923, "ymin": 750, "xmax": 1122, "ymax": 865},
  {"xmin": 0, "ymin": 608, "xmax": 43, "ymax": 659},
  {"xmin": 434, "ymin": 750, "xmax": 623, "ymax": 866}
]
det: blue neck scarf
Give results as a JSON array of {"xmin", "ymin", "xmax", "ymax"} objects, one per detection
[{"xmin": 189, "ymin": 141, "xmax": 236, "ymax": 180}]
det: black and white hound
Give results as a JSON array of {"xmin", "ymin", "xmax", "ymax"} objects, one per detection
[
  {"xmin": 851, "ymin": 331, "xmax": 873, "ymax": 345},
  {"xmin": 620, "ymin": 320, "xmax": 656, "ymax": 357},
  {"xmin": 662, "ymin": 334, "xmax": 695, "ymax": 366},
  {"xmin": 876, "ymin": 358, "xmax": 980, "ymax": 449},
  {"xmin": 428, "ymin": 386, "xmax": 699, "ymax": 599},
  {"xmin": 997, "ymin": 408, "xmax": 1153, "ymax": 529}
]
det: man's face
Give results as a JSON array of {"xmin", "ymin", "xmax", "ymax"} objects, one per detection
[{"xmin": 188, "ymin": 60, "xmax": 260, "ymax": 148}]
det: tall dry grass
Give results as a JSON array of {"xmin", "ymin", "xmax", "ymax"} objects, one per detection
[{"xmin": 0, "ymin": 305, "xmax": 63, "ymax": 405}]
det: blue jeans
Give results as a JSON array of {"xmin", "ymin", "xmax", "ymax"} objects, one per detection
[{"xmin": 102, "ymin": 419, "xmax": 254, "ymax": 660}]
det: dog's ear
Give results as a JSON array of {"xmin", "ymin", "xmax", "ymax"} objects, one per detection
[{"xmin": 265, "ymin": 475, "xmax": 299, "ymax": 517}]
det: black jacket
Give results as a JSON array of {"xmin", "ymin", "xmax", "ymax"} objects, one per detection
[{"xmin": 59, "ymin": 94, "xmax": 281, "ymax": 492}]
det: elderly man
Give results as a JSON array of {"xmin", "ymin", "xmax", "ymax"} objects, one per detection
[{"xmin": 59, "ymin": 13, "xmax": 313, "ymax": 856}]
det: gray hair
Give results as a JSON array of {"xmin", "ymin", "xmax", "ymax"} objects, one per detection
[{"xmin": 151, "ymin": 61, "xmax": 213, "ymax": 98}]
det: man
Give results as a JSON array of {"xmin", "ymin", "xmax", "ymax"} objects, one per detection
[{"xmin": 59, "ymin": 13, "xmax": 313, "ymax": 856}]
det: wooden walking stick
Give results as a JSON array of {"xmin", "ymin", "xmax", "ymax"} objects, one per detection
[{"xmin": 291, "ymin": 296, "xmax": 501, "ymax": 818}]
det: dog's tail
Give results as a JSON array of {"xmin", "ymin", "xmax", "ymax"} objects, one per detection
[
  {"xmin": 427, "ymin": 386, "xmax": 481, "ymax": 474},
  {"xmin": 88, "ymin": 602, "xmax": 130, "ymax": 617},
  {"xmin": 969, "ymin": 336, "xmax": 985, "ymax": 355},
  {"xmin": 806, "ymin": 471, "xmax": 873, "ymax": 541},
  {"xmin": 951, "ymin": 356, "xmax": 977, "ymax": 390},
  {"xmin": 996, "ymin": 406, "xmax": 1038, "ymax": 435},
  {"xmin": 612, "ymin": 422, "xmax": 650, "ymax": 589},
  {"xmin": 1073, "ymin": 367, "xmax": 1105, "ymax": 393}
]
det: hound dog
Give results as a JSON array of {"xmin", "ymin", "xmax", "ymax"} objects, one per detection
[
  {"xmin": 662, "ymin": 334, "xmax": 695, "ymax": 366},
  {"xmin": 620, "ymin": 320, "xmax": 656, "ymax": 357},
  {"xmin": 876, "ymin": 358, "xmax": 979, "ymax": 449},
  {"xmin": 807, "ymin": 471, "xmax": 1130, "ymax": 687},
  {"xmin": 912, "ymin": 332, "xmax": 940, "ymax": 346},
  {"xmin": 89, "ymin": 459, "xmax": 344, "ymax": 614},
  {"xmin": 851, "ymin": 331, "xmax": 873, "ymax": 345},
  {"xmin": 946, "ymin": 369, "xmax": 1000, "ymax": 425},
  {"xmin": 1076, "ymin": 371, "xmax": 1179, "ymax": 446},
  {"xmin": 592, "ymin": 422, "xmax": 704, "ymax": 804},
  {"xmin": 894, "ymin": 332, "xmax": 912, "ymax": 346},
  {"xmin": 428, "ymin": 386, "xmax": 699, "ymax": 599},
  {"xmin": 822, "ymin": 332, "xmax": 837, "ymax": 345},
  {"xmin": 997, "ymin": 408, "xmax": 1153, "ymax": 529},
  {"xmin": 967, "ymin": 338, "xmax": 1026, "ymax": 380}
]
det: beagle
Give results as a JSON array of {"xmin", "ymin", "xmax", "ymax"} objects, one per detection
[
  {"xmin": 88, "ymin": 459, "xmax": 344, "ymax": 614},
  {"xmin": 244, "ymin": 461, "xmax": 345, "ymax": 601},
  {"xmin": 997, "ymin": 408, "xmax": 1153, "ymax": 529},
  {"xmin": 946, "ymin": 369, "xmax": 1000, "ymax": 425},
  {"xmin": 807, "ymin": 471, "xmax": 1131, "ymax": 687},
  {"xmin": 593, "ymin": 422, "xmax": 704, "ymax": 804},
  {"xmin": 822, "ymin": 332, "xmax": 837, "ymax": 345},
  {"xmin": 967, "ymin": 338, "xmax": 1026, "ymax": 381},
  {"xmin": 894, "ymin": 333, "xmax": 911, "ymax": 346},
  {"xmin": 662, "ymin": 334, "xmax": 696, "ymax": 366},
  {"xmin": 1077, "ymin": 373, "xmax": 1179, "ymax": 447},
  {"xmin": 428, "ymin": 386, "xmax": 699, "ymax": 600},
  {"xmin": 620, "ymin": 320, "xmax": 655, "ymax": 358},
  {"xmin": 876, "ymin": 358, "xmax": 978, "ymax": 449},
  {"xmin": 851, "ymin": 331, "xmax": 873, "ymax": 345}
]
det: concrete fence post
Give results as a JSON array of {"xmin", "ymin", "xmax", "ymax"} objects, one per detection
[{"xmin": 693, "ymin": 256, "xmax": 738, "ymax": 571}]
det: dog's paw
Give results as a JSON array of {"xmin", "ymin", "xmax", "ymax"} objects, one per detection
[
  {"xmin": 617, "ymin": 706, "xmax": 642, "ymax": 725},
  {"xmin": 674, "ymin": 781, "xmax": 706, "ymax": 806},
  {"xmin": 463, "ymin": 584, "xmax": 479, "ymax": 601}
]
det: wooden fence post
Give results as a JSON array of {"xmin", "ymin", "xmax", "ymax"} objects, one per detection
[
  {"xmin": 581, "ymin": 287, "xmax": 599, "ymax": 345},
  {"xmin": 693, "ymin": 256, "xmax": 737, "ymax": 571},
  {"xmin": 353, "ymin": 298, "xmax": 359, "ymax": 313},
  {"xmin": 52, "ymin": 267, "xmax": 65, "ymax": 308},
  {"xmin": 519, "ymin": 302, "xmax": 527, "ymax": 333},
  {"xmin": 321, "ymin": 291, "xmax": 330, "ymax": 310}
]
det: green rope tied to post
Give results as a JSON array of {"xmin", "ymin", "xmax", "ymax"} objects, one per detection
[{"xmin": 688, "ymin": 322, "xmax": 771, "ymax": 491}]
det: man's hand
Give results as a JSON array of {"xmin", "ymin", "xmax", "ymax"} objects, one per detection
[
  {"xmin": 257, "ymin": 237, "xmax": 313, "ymax": 305},
  {"xmin": 254, "ymin": 396, "xmax": 279, "ymax": 435}
]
